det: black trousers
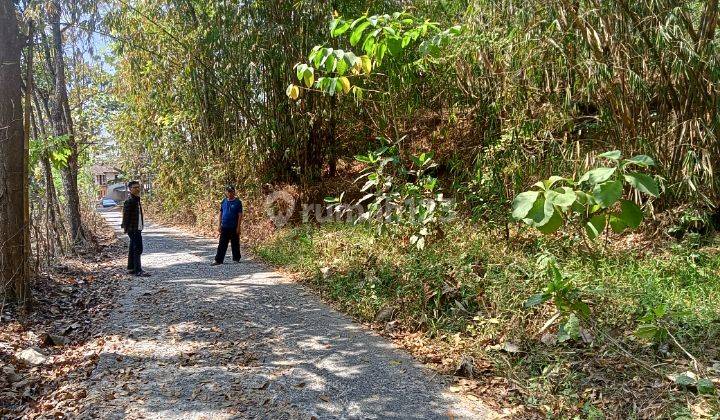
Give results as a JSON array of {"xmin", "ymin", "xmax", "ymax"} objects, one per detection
[
  {"xmin": 127, "ymin": 230, "xmax": 143, "ymax": 274},
  {"xmin": 215, "ymin": 227, "xmax": 240, "ymax": 263}
]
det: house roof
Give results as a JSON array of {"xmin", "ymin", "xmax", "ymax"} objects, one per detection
[{"xmin": 91, "ymin": 165, "xmax": 120, "ymax": 175}]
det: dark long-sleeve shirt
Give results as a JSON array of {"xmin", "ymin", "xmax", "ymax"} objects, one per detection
[{"xmin": 121, "ymin": 194, "xmax": 144, "ymax": 233}]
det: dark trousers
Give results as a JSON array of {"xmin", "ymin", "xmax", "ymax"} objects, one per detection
[
  {"xmin": 127, "ymin": 230, "xmax": 143, "ymax": 274},
  {"xmin": 215, "ymin": 227, "xmax": 240, "ymax": 263}
]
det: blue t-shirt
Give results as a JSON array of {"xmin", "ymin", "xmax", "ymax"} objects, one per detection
[{"xmin": 220, "ymin": 198, "xmax": 243, "ymax": 229}]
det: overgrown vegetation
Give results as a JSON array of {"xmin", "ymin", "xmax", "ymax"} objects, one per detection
[
  {"xmin": 108, "ymin": 0, "xmax": 720, "ymax": 227},
  {"xmin": 100, "ymin": 0, "xmax": 720, "ymax": 417},
  {"xmin": 256, "ymin": 222, "xmax": 719, "ymax": 417},
  {"xmin": 2, "ymin": 0, "xmax": 117, "ymax": 302}
]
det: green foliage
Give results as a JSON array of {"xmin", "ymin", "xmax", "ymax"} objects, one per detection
[
  {"xmin": 109, "ymin": 0, "xmax": 720, "ymax": 228},
  {"xmin": 256, "ymin": 218, "xmax": 720, "ymax": 417},
  {"xmin": 667, "ymin": 207, "xmax": 718, "ymax": 239},
  {"xmin": 670, "ymin": 371, "xmax": 717, "ymax": 395},
  {"xmin": 524, "ymin": 255, "xmax": 590, "ymax": 342},
  {"xmin": 30, "ymin": 135, "xmax": 72, "ymax": 169},
  {"xmin": 337, "ymin": 139, "xmax": 455, "ymax": 250},
  {"xmin": 634, "ymin": 304, "xmax": 670, "ymax": 343},
  {"xmin": 511, "ymin": 151, "xmax": 660, "ymax": 240},
  {"xmin": 287, "ymin": 11, "xmax": 462, "ymax": 99}
]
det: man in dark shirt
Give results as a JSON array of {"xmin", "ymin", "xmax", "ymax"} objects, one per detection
[
  {"xmin": 212, "ymin": 185, "xmax": 243, "ymax": 265},
  {"xmin": 121, "ymin": 180, "xmax": 150, "ymax": 277}
]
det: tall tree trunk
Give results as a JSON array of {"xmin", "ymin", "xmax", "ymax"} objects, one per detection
[
  {"xmin": 32, "ymin": 88, "xmax": 67, "ymax": 253},
  {"xmin": 23, "ymin": 20, "xmax": 33, "ymax": 280},
  {"xmin": 0, "ymin": 0, "xmax": 29, "ymax": 302},
  {"xmin": 48, "ymin": 0, "xmax": 85, "ymax": 246},
  {"xmin": 41, "ymin": 155, "xmax": 66, "ymax": 252}
]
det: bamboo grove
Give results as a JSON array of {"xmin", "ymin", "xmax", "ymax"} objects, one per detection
[{"xmin": 107, "ymin": 0, "xmax": 719, "ymax": 218}]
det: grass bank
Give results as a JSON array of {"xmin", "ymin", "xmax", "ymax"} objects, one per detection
[{"xmin": 255, "ymin": 221, "xmax": 720, "ymax": 418}]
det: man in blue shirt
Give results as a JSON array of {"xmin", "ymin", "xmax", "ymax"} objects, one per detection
[{"xmin": 212, "ymin": 185, "xmax": 243, "ymax": 265}]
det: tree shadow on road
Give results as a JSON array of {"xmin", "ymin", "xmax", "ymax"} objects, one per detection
[{"xmin": 88, "ymin": 211, "xmax": 488, "ymax": 419}]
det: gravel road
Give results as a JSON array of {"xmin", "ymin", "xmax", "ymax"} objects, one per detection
[{"xmin": 79, "ymin": 208, "xmax": 491, "ymax": 419}]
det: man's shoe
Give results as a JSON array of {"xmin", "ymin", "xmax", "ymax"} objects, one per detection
[
  {"xmin": 211, "ymin": 261, "xmax": 222, "ymax": 266},
  {"xmin": 127, "ymin": 269, "xmax": 135, "ymax": 274},
  {"xmin": 233, "ymin": 259, "xmax": 241, "ymax": 263},
  {"xmin": 135, "ymin": 271, "xmax": 151, "ymax": 277}
]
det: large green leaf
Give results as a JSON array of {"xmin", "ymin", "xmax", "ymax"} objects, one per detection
[
  {"xmin": 362, "ymin": 35, "xmax": 376, "ymax": 55},
  {"xmin": 376, "ymin": 43, "xmax": 388, "ymax": 64},
  {"xmin": 524, "ymin": 292, "xmax": 550, "ymax": 308},
  {"xmin": 511, "ymin": 191, "xmax": 540, "ymax": 220},
  {"xmin": 387, "ymin": 36, "xmax": 403, "ymax": 55},
  {"xmin": 307, "ymin": 47, "xmax": 319, "ymax": 64},
  {"xmin": 383, "ymin": 26, "xmax": 396, "ymax": 36},
  {"xmin": 619, "ymin": 199, "xmax": 643, "ymax": 228},
  {"xmin": 343, "ymin": 51, "xmax": 360, "ymax": 70},
  {"xmin": 319, "ymin": 48, "xmax": 334, "ymax": 65},
  {"xmin": 332, "ymin": 21, "xmax": 351, "ymax": 37},
  {"xmin": 537, "ymin": 209, "xmax": 563, "ymax": 234},
  {"xmin": 570, "ymin": 301, "xmax": 590, "ymax": 318},
  {"xmin": 609, "ymin": 214, "xmax": 627, "ymax": 233},
  {"xmin": 345, "ymin": 51, "xmax": 360, "ymax": 65},
  {"xmin": 624, "ymin": 173, "xmax": 659, "ymax": 197},
  {"xmin": 303, "ymin": 67, "xmax": 314, "ymax": 88},
  {"xmin": 320, "ymin": 77, "xmax": 337, "ymax": 95},
  {"xmin": 546, "ymin": 187, "xmax": 576, "ymax": 208},
  {"xmin": 523, "ymin": 196, "xmax": 546, "ymax": 225},
  {"xmin": 525, "ymin": 197, "xmax": 555, "ymax": 227},
  {"xmin": 295, "ymin": 63, "xmax": 307, "ymax": 82},
  {"xmin": 335, "ymin": 57, "xmax": 348, "ymax": 75},
  {"xmin": 323, "ymin": 53, "xmax": 336, "ymax": 72},
  {"xmin": 575, "ymin": 190, "xmax": 591, "ymax": 205},
  {"xmin": 592, "ymin": 180, "xmax": 623, "ymax": 208},
  {"xmin": 625, "ymin": 155, "xmax": 655, "ymax": 167},
  {"xmin": 598, "ymin": 150, "xmax": 621, "ymax": 160},
  {"xmin": 328, "ymin": 77, "xmax": 340, "ymax": 95},
  {"xmin": 585, "ymin": 214, "xmax": 606, "ymax": 240},
  {"xmin": 313, "ymin": 48, "xmax": 326, "ymax": 67},
  {"xmin": 535, "ymin": 176, "xmax": 566, "ymax": 192},
  {"xmin": 570, "ymin": 201, "xmax": 586, "ymax": 214},
  {"xmin": 579, "ymin": 167, "xmax": 616, "ymax": 185},
  {"xmin": 634, "ymin": 324, "xmax": 661, "ymax": 340},
  {"xmin": 350, "ymin": 22, "xmax": 371, "ymax": 46},
  {"xmin": 349, "ymin": 16, "xmax": 366, "ymax": 29},
  {"xmin": 314, "ymin": 76, "xmax": 326, "ymax": 90}
]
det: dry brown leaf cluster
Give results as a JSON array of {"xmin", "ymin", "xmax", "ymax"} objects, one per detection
[{"xmin": 0, "ymin": 222, "xmax": 128, "ymax": 418}]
